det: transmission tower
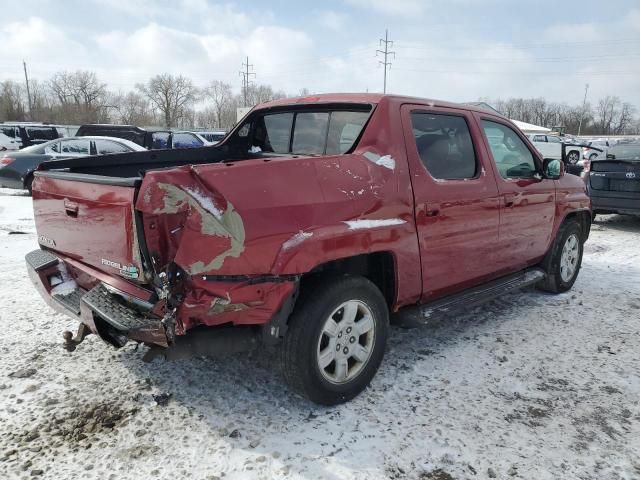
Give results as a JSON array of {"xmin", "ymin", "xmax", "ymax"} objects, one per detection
[
  {"xmin": 376, "ymin": 29, "xmax": 395, "ymax": 94},
  {"xmin": 239, "ymin": 56, "xmax": 256, "ymax": 107}
]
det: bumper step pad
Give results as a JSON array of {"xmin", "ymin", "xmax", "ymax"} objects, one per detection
[
  {"xmin": 25, "ymin": 249, "xmax": 59, "ymax": 271},
  {"xmin": 82, "ymin": 283, "xmax": 154, "ymax": 332},
  {"xmin": 53, "ymin": 288, "xmax": 85, "ymax": 315}
]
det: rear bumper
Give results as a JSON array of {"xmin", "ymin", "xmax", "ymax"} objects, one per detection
[
  {"xmin": 0, "ymin": 168, "xmax": 25, "ymax": 189},
  {"xmin": 589, "ymin": 191, "xmax": 640, "ymax": 216},
  {"xmin": 26, "ymin": 249, "xmax": 168, "ymax": 347}
]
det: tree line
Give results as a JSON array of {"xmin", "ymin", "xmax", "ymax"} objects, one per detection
[
  {"xmin": 0, "ymin": 70, "xmax": 297, "ymax": 130},
  {"xmin": 2, "ymin": 69, "xmax": 639, "ymax": 135},
  {"xmin": 486, "ymin": 96, "xmax": 639, "ymax": 136}
]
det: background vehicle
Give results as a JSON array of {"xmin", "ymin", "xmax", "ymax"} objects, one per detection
[
  {"xmin": 583, "ymin": 140, "xmax": 610, "ymax": 161},
  {"xmin": 76, "ymin": 125, "xmax": 212, "ymax": 149},
  {"xmin": 0, "ymin": 132, "xmax": 20, "ymax": 151},
  {"xmin": 0, "ymin": 123, "xmax": 63, "ymax": 149},
  {"xmin": 195, "ymin": 130, "xmax": 227, "ymax": 144},
  {"xmin": 586, "ymin": 141, "xmax": 640, "ymax": 218},
  {"xmin": 26, "ymin": 94, "xmax": 590, "ymax": 405},
  {"xmin": 528, "ymin": 134, "xmax": 584, "ymax": 175},
  {"xmin": 0, "ymin": 136, "xmax": 144, "ymax": 193}
]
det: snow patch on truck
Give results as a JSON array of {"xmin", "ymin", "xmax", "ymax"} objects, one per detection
[
  {"xmin": 183, "ymin": 186, "xmax": 223, "ymax": 219},
  {"xmin": 282, "ymin": 231, "xmax": 313, "ymax": 251},
  {"xmin": 363, "ymin": 152, "xmax": 396, "ymax": 170},
  {"xmin": 344, "ymin": 219, "xmax": 406, "ymax": 230},
  {"xmin": 153, "ymin": 183, "xmax": 246, "ymax": 274}
]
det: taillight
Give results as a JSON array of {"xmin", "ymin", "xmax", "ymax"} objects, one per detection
[{"xmin": 0, "ymin": 157, "xmax": 15, "ymax": 167}]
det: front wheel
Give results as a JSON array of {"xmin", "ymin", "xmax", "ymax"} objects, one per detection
[
  {"xmin": 280, "ymin": 275, "xmax": 389, "ymax": 405},
  {"xmin": 566, "ymin": 151, "xmax": 580, "ymax": 164},
  {"xmin": 537, "ymin": 220, "xmax": 584, "ymax": 293}
]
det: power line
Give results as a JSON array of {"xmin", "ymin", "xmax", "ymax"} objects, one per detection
[
  {"xmin": 239, "ymin": 56, "xmax": 255, "ymax": 107},
  {"xmin": 376, "ymin": 29, "xmax": 395, "ymax": 94}
]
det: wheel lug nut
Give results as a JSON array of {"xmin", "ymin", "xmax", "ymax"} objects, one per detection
[
  {"xmin": 336, "ymin": 344, "xmax": 341, "ymax": 351},
  {"xmin": 349, "ymin": 337, "xmax": 356, "ymax": 343},
  {"xmin": 346, "ymin": 327, "xmax": 352, "ymax": 333},
  {"xmin": 343, "ymin": 347, "xmax": 349, "ymax": 354},
  {"xmin": 338, "ymin": 332, "xmax": 342, "ymax": 338}
]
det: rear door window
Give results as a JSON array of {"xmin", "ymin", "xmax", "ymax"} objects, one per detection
[
  {"xmin": 1, "ymin": 127, "xmax": 17, "ymax": 138},
  {"xmin": 94, "ymin": 140, "xmax": 131, "ymax": 154},
  {"xmin": 60, "ymin": 139, "xmax": 90, "ymax": 156},
  {"xmin": 44, "ymin": 142, "xmax": 60, "ymax": 154},
  {"xmin": 410, "ymin": 113, "xmax": 477, "ymax": 180}
]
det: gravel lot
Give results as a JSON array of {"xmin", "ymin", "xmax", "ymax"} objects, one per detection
[{"xmin": 0, "ymin": 187, "xmax": 639, "ymax": 480}]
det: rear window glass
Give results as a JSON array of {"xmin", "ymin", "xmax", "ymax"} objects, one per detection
[
  {"xmin": 247, "ymin": 108, "xmax": 370, "ymax": 156},
  {"xmin": 26, "ymin": 127, "xmax": 58, "ymax": 141}
]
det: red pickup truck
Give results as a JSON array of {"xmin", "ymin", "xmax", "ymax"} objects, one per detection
[{"xmin": 26, "ymin": 94, "xmax": 591, "ymax": 405}]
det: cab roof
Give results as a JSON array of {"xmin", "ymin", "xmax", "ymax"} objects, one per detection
[{"xmin": 257, "ymin": 93, "xmax": 506, "ymax": 117}]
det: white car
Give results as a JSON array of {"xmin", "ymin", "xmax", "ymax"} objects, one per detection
[
  {"xmin": 582, "ymin": 140, "xmax": 609, "ymax": 161},
  {"xmin": 0, "ymin": 132, "xmax": 19, "ymax": 152},
  {"xmin": 527, "ymin": 134, "xmax": 582, "ymax": 165}
]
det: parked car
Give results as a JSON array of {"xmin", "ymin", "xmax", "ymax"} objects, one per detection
[
  {"xmin": 0, "ymin": 136, "xmax": 144, "ymax": 193},
  {"xmin": 586, "ymin": 141, "xmax": 640, "ymax": 218},
  {"xmin": 0, "ymin": 132, "xmax": 20, "ymax": 151},
  {"xmin": 582, "ymin": 140, "xmax": 610, "ymax": 161},
  {"xmin": 195, "ymin": 130, "xmax": 227, "ymax": 144},
  {"xmin": 0, "ymin": 123, "xmax": 63, "ymax": 149},
  {"xmin": 527, "ymin": 134, "xmax": 583, "ymax": 174},
  {"xmin": 26, "ymin": 94, "xmax": 591, "ymax": 405},
  {"xmin": 76, "ymin": 124, "xmax": 211, "ymax": 150}
]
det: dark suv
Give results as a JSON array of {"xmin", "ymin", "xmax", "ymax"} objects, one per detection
[{"xmin": 0, "ymin": 124, "xmax": 63, "ymax": 149}]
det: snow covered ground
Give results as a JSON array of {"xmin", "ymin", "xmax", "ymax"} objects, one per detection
[{"xmin": 0, "ymin": 187, "xmax": 639, "ymax": 480}]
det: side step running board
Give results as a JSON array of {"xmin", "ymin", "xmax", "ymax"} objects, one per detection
[{"xmin": 393, "ymin": 268, "xmax": 546, "ymax": 328}]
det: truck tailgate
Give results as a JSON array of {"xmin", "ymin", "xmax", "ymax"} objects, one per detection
[{"xmin": 32, "ymin": 172, "xmax": 144, "ymax": 282}]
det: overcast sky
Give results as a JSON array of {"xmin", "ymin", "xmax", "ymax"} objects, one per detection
[{"xmin": 2, "ymin": 0, "xmax": 639, "ymax": 107}]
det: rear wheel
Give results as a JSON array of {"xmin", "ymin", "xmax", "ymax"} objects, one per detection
[
  {"xmin": 24, "ymin": 174, "xmax": 34, "ymax": 196},
  {"xmin": 280, "ymin": 275, "xmax": 389, "ymax": 405},
  {"xmin": 537, "ymin": 220, "xmax": 584, "ymax": 293}
]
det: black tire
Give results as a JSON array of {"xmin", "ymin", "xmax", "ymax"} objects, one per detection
[
  {"xmin": 567, "ymin": 150, "xmax": 580, "ymax": 164},
  {"xmin": 537, "ymin": 220, "xmax": 584, "ymax": 293},
  {"xmin": 24, "ymin": 174, "xmax": 34, "ymax": 196},
  {"xmin": 280, "ymin": 275, "xmax": 389, "ymax": 405}
]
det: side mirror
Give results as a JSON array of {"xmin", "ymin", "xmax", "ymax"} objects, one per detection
[{"xmin": 543, "ymin": 158, "xmax": 563, "ymax": 180}]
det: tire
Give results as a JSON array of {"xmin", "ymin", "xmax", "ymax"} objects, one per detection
[
  {"xmin": 566, "ymin": 150, "xmax": 580, "ymax": 164},
  {"xmin": 24, "ymin": 174, "xmax": 34, "ymax": 196},
  {"xmin": 280, "ymin": 275, "xmax": 389, "ymax": 405},
  {"xmin": 537, "ymin": 220, "xmax": 584, "ymax": 293}
]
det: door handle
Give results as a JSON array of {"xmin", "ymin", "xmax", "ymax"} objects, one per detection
[
  {"xmin": 503, "ymin": 194, "xmax": 515, "ymax": 208},
  {"xmin": 425, "ymin": 203, "xmax": 440, "ymax": 217},
  {"xmin": 64, "ymin": 200, "xmax": 79, "ymax": 217}
]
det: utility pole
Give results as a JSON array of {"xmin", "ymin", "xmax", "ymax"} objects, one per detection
[
  {"xmin": 23, "ymin": 60, "xmax": 32, "ymax": 119},
  {"xmin": 376, "ymin": 29, "xmax": 395, "ymax": 94},
  {"xmin": 577, "ymin": 83, "xmax": 589, "ymax": 136},
  {"xmin": 239, "ymin": 56, "xmax": 255, "ymax": 107}
]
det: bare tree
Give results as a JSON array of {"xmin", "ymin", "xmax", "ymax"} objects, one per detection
[
  {"xmin": 136, "ymin": 74, "xmax": 199, "ymax": 127},
  {"xmin": 0, "ymin": 80, "xmax": 26, "ymax": 121},
  {"xmin": 204, "ymin": 80, "xmax": 233, "ymax": 128},
  {"xmin": 48, "ymin": 70, "xmax": 109, "ymax": 123},
  {"xmin": 111, "ymin": 91, "xmax": 154, "ymax": 126}
]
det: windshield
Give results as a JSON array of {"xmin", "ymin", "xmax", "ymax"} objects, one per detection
[{"xmin": 237, "ymin": 106, "xmax": 371, "ymax": 156}]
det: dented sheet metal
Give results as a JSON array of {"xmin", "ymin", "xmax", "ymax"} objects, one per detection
[{"xmin": 177, "ymin": 278, "xmax": 296, "ymax": 330}]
